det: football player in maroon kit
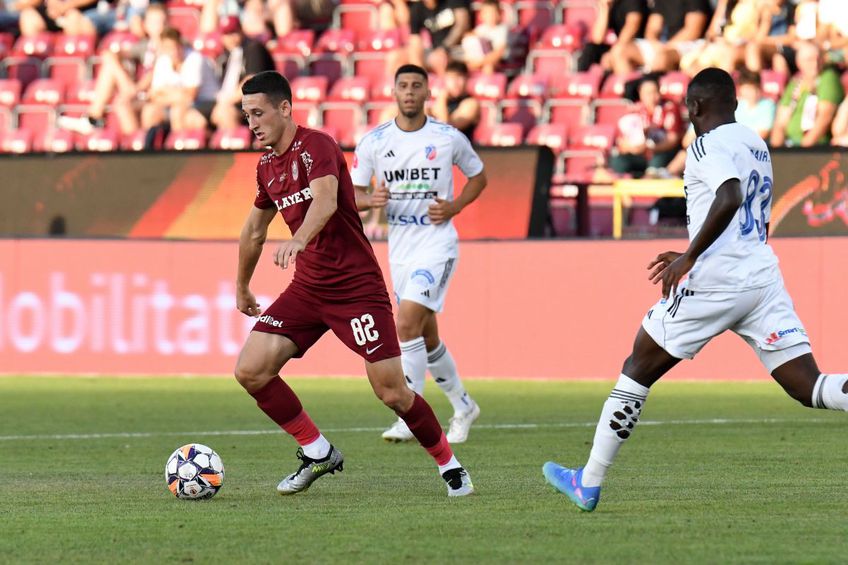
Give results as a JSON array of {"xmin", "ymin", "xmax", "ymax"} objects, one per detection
[{"xmin": 233, "ymin": 71, "xmax": 474, "ymax": 497}]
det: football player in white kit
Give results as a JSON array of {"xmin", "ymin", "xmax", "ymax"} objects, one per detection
[
  {"xmin": 543, "ymin": 68, "xmax": 848, "ymax": 511},
  {"xmin": 352, "ymin": 64, "xmax": 487, "ymax": 443}
]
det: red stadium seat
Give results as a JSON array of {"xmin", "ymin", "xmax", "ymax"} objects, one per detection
[
  {"xmin": 291, "ymin": 76, "xmax": 329, "ymax": 102},
  {"xmin": 275, "ymin": 29, "xmax": 315, "ymax": 56},
  {"xmin": 537, "ymin": 24, "xmax": 584, "ymax": 51},
  {"xmin": 562, "ymin": 0, "xmax": 597, "ymax": 31},
  {"xmin": 23, "ymin": 79, "xmax": 65, "ymax": 105},
  {"xmin": 0, "ymin": 32, "xmax": 14, "ymax": 56},
  {"xmin": 562, "ymin": 149, "xmax": 605, "ymax": 183},
  {"xmin": 352, "ymin": 53, "xmax": 389, "ymax": 85},
  {"xmin": 365, "ymin": 100, "xmax": 393, "ymax": 124},
  {"xmin": 192, "ymin": 33, "xmax": 224, "ymax": 60},
  {"xmin": 308, "ymin": 55, "xmax": 346, "ymax": 86},
  {"xmin": 370, "ymin": 75, "xmax": 394, "ymax": 101},
  {"xmin": 210, "ymin": 126, "xmax": 253, "ymax": 150},
  {"xmin": 121, "ymin": 130, "xmax": 147, "ymax": 151},
  {"xmin": 550, "ymin": 71, "xmax": 602, "ymax": 99},
  {"xmin": 514, "ymin": 1, "xmax": 554, "ymax": 29},
  {"xmin": 0, "ymin": 128, "xmax": 33, "ymax": 153},
  {"xmin": 500, "ymin": 99, "xmax": 542, "ymax": 136},
  {"xmin": 80, "ymin": 128, "xmax": 120, "ymax": 152},
  {"xmin": 467, "ymin": 73, "xmax": 507, "ymax": 100},
  {"xmin": 321, "ymin": 103, "xmax": 364, "ymax": 147},
  {"xmin": 45, "ymin": 56, "xmax": 88, "ymax": 88},
  {"xmin": 526, "ymin": 123, "xmax": 569, "ymax": 153},
  {"xmin": 13, "ymin": 32, "xmax": 54, "ymax": 57},
  {"xmin": 526, "ymin": 49, "xmax": 573, "ymax": 77},
  {"xmin": 291, "ymin": 102, "xmax": 321, "ymax": 128},
  {"xmin": 48, "ymin": 128, "xmax": 75, "ymax": 153},
  {"xmin": 659, "ymin": 71, "xmax": 689, "ymax": 104},
  {"xmin": 335, "ymin": 3, "xmax": 378, "ymax": 35},
  {"xmin": 352, "ymin": 29, "xmax": 401, "ymax": 83},
  {"xmin": 165, "ymin": 129, "xmax": 207, "ymax": 150},
  {"xmin": 475, "ymin": 122, "xmax": 523, "ymax": 146},
  {"xmin": 1, "ymin": 57, "xmax": 42, "ymax": 91},
  {"xmin": 316, "ymin": 125, "xmax": 338, "ymax": 141},
  {"xmin": 168, "ymin": 6, "xmax": 201, "ymax": 39},
  {"xmin": 65, "ymin": 79, "xmax": 96, "ymax": 105},
  {"xmin": 273, "ymin": 54, "xmax": 304, "ymax": 80},
  {"xmin": 53, "ymin": 34, "xmax": 96, "ymax": 57},
  {"xmin": 0, "ymin": 79, "xmax": 22, "ymax": 108},
  {"xmin": 328, "ymin": 76, "xmax": 370, "ymax": 102},
  {"xmin": 16, "ymin": 106, "xmax": 56, "ymax": 151},
  {"xmin": 309, "ymin": 29, "xmax": 356, "ymax": 86},
  {"xmin": 599, "ymin": 71, "xmax": 643, "ymax": 99},
  {"xmin": 568, "ymin": 124, "xmax": 616, "ymax": 151},
  {"xmin": 0, "ymin": 107, "xmax": 11, "ymax": 133},
  {"xmin": 593, "ymin": 99, "xmax": 636, "ymax": 127},
  {"xmin": 545, "ymin": 99, "xmax": 587, "ymax": 126},
  {"xmin": 98, "ymin": 31, "xmax": 140, "ymax": 55},
  {"xmin": 506, "ymin": 73, "xmax": 548, "ymax": 100}
]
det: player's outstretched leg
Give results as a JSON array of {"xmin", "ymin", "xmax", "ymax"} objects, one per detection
[
  {"xmin": 380, "ymin": 337, "xmax": 426, "ymax": 442},
  {"xmin": 367, "ymin": 356, "xmax": 474, "ymax": 497},
  {"xmin": 235, "ymin": 332, "xmax": 342, "ymax": 495},
  {"xmin": 770, "ymin": 350, "xmax": 848, "ymax": 412},
  {"xmin": 544, "ymin": 328, "xmax": 678, "ymax": 511},
  {"xmin": 428, "ymin": 341, "xmax": 480, "ymax": 444}
]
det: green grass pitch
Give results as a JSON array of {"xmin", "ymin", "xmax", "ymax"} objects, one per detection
[{"xmin": 1, "ymin": 375, "xmax": 846, "ymax": 564}]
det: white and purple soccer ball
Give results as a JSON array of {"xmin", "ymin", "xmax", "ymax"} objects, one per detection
[{"xmin": 165, "ymin": 443, "xmax": 225, "ymax": 500}]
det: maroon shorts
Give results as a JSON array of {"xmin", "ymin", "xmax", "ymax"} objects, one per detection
[{"xmin": 253, "ymin": 282, "xmax": 401, "ymax": 362}]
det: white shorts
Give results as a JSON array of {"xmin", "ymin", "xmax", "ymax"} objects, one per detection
[
  {"xmin": 642, "ymin": 279, "xmax": 811, "ymax": 372},
  {"xmin": 390, "ymin": 258, "xmax": 457, "ymax": 313}
]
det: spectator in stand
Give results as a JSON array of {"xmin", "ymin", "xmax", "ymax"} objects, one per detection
[
  {"xmin": 378, "ymin": 0, "xmax": 409, "ymax": 31},
  {"xmin": 57, "ymin": 2, "xmax": 167, "ymax": 137},
  {"xmin": 735, "ymin": 68, "xmax": 776, "ymax": 140},
  {"xmin": 267, "ymin": 0, "xmax": 335, "ymax": 38},
  {"xmin": 409, "ymin": 0, "xmax": 472, "ymax": 76},
  {"xmin": 141, "ymin": 27, "xmax": 220, "ymax": 134},
  {"xmin": 609, "ymin": 0, "xmax": 711, "ymax": 74},
  {"xmin": 818, "ymin": 0, "xmax": 848, "ymax": 66},
  {"xmin": 831, "ymin": 97, "xmax": 848, "ymax": 147},
  {"xmin": 679, "ymin": 0, "xmax": 760, "ymax": 74},
  {"xmin": 770, "ymin": 41, "xmax": 845, "ymax": 148},
  {"xmin": 610, "ymin": 75, "xmax": 683, "ymax": 178},
  {"xmin": 577, "ymin": 0, "xmax": 646, "ymax": 73},
  {"xmin": 430, "ymin": 61, "xmax": 479, "ymax": 140},
  {"xmin": 211, "ymin": 15, "xmax": 275, "ymax": 131},
  {"xmin": 744, "ymin": 0, "xmax": 798, "ymax": 74},
  {"xmin": 461, "ymin": 0, "xmax": 509, "ymax": 75},
  {"xmin": 18, "ymin": 0, "xmax": 107, "ymax": 36}
]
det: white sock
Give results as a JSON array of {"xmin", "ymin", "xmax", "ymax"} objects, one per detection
[
  {"xmin": 301, "ymin": 434, "xmax": 331, "ymax": 460},
  {"xmin": 428, "ymin": 342, "xmax": 473, "ymax": 414},
  {"xmin": 438, "ymin": 454, "xmax": 461, "ymax": 475},
  {"xmin": 582, "ymin": 374, "xmax": 650, "ymax": 488},
  {"xmin": 400, "ymin": 337, "xmax": 427, "ymax": 395},
  {"xmin": 812, "ymin": 374, "xmax": 848, "ymax": 410}
]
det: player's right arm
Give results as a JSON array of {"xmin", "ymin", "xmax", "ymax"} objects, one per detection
[
  {"xmin": 236, "ymin": 205, "xmax": 277, "ymax": 317},
  {"xmin": 351, "ymin": 135, "xmax": 388, "ymax": 211}
]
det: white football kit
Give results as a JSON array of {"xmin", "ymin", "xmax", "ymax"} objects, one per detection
[
  {"xmin": 642, "ymin": 123, "xmax": 811, "ymax": 371},
  {"xmin": 351, "ymin": 117, "xmax": 484, "ymax": 311}
]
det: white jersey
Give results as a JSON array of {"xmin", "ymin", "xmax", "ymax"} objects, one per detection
[
  {"xmin": 351, "ymin": 117, "xmax": 485, "ymax": 264},
  {"xmin": 683, "ymin": 122, "xmax": 780, "ymax": 291}
]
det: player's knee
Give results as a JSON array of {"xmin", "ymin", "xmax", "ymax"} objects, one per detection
[
  {"xmin": 233, "ymin": 361, "xmax": 267, "ymax": 393},
  {"xmin": 396, "ymin": 316, "xmax": 425, "ymax": 341},
  {"xmin": 374, "ymin": 384, "xmax": 410, "ymax": 411}
]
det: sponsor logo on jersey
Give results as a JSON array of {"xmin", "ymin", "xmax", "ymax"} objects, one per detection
[
  {"xmin": 383, "ymin": 168, "xmax": 441, "ymax": 183},
  {"xmin": 300, "ymin": 150, "xmax": 314, "ymax": 175},
  {"xmin": 274, "ymin": 187, "xmax": 313, "ymax": 210},
  {"xmin": 390, "ymin": 190, "xmax": 438, "ymax": 201},
  {"xmin": 387, "ymin": 213, "xmax": 431, "ymax": 226},
  {"xmin": 411, "ymin": 269, "xmax": 436, "ymax": 285},
  {"xmin": 749, "ymin": 148, "xmax": 770, "ymax": 162},
  {"xmin": 291, "ymin": 160, "xmax": 299, "ymax": 180},
  {"xmin": 765, "ymin": 327, "xmax": 806, "ymax": 344},
  {"xmin": 258, "ymin": 314, "xmax": 284, "ymax": 327},
  {"xmin": 425, "ymin": 145, "xmax": 437, "ymax": 160}
]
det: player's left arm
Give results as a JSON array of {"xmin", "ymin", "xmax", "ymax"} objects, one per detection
[
  {"xmin": 274, "ymin": 174, "xmax": 338, "ymax": 269},
  {"xmin": 652, "ymin": 178, "xmax": 743, "ymax": 298},
  {"xmin": 429, "ymin": 170, "xmax": 487, "ymax": 225}
]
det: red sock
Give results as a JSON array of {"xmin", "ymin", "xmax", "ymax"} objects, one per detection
[
  {"xmin": 398, "ymin": 393, "xmax": 454, "ymax": 466},
  {"xmin": 250, "ymin": 377, "xmax": 320, "ymax": 445}
]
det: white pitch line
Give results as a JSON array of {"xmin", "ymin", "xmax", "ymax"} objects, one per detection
[{"xmin": 0, "ymin": 417, "xmax": 831, "ymax": 442}]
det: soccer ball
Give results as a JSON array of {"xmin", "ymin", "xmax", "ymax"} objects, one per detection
[{"xmin": 165, "ymin": 443, "xmax": 225, "ymax": 500}]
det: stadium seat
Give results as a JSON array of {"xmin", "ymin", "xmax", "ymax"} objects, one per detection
[
  {"xmin": 526, "ymin": 48, "xmax": 573, "ymax": 78},
  {"xmin": 500, "ymin": 99, "xmax": 542, "ymax": 136},
  {"xmin": 328, "ymin": 76, "xmax": 370, "ymax": 102},
  {"xmin": 1, "ymin": 56, "xmax": 42, "ymax": 92},
  {"xmin": 165, "ymin": 129, "xmax": 207, "ymax": 150},
  {"xmin": 335, "ymin": 2, "xmax": 378, "ymax": 35},
  {"xmin": 53, "ymin": 34, "xmax": 96, "ymax": 57},
  {"xmin": 0, "ymin": 107, "xmax": 11, "ymax": 133},
  {"xmin": 322, "ymin": 77, "xmax": 369, "ymax": 146},
  {"xmin": 121, "ymin": 130, "xmax": 147, "ymax": 151},
  {"xmin": 23, "ymin": 79, "xmax": 65, "ymax": 106},
  {"xmin": 48, "ymin": 129, "xmax": 75, "ymax": 153},
  {"xmin": 659, "ymin": 71, "xmax": 689, "ymax": 104},
  {"xmin": 316, "ymin": 125, "xmax": 339, "ymax": 141},
  {"xmin": 168, "ymin": 6, "xmax": 201, "ymax": 39},
  {"xmin": 561, "ymin": 0, "xmax": 597, "ymax": 31},
  {"xmin": 599, "ymin": 71, "xmax": 643, "ymax": 99},
  {"xmin": 291, "ymin": 76, "xmax": 329, "ymax": 103},
  {"xmin": 275, "ymin": 29, "xmax": 315, "ymax": 57},
  {"xmin": 309, "ymin": 29, "xmax": 356, "ymax": 86},
  {"xmin": 506, "ymin": 73, "xmax": 548, "ymax": 100},
  {"xmin": 526, "ymin": 123, "xmax": 569, "ymax": 153},
  {"xmin": 80, "ymin": 128, "xmax": 120, "ymax": 152},
  {"xmin": 13, "ymin": 32, "xmax": 55, "ymax": 57},
  {"xmin": 467, "ymin": 73, "xmax": 507, "ymax": 100},
  {"xmin": 370, "ymin": 75, "xmax": 394, "ymax": 101},
  {"xmin": 550, "ymin": 71, "xmax": 602, "ymax": 99},
  {"xmin": 759, "ymin": 70, "xmax": 787, "ymax": 101},
  {"xmin": 0, "ymin": 32, "xmax": 14, "ymax": 56},
  {"xmin": 568, "ymin": 124, "xmax": 616, "ymax": 151},
  {"xmin": 593, "ymin": 99, "xmax": 636, "ymax": 127},
  {"xmin": 352, "ymin": 30, "xmax": 401, "ymax": 84},
  {"xmin": 65, "ymin": 79, "xmax": 96, "ymax": 105},
  {"xmin": 16, "ymin": 106, "xmax": 56, "ymax": 151},
  {"xmin": 0, "ymin": 79, "xmax": 22, "ymax": 108},
  {"xmin": 474, "ymin": 122, "xmax": 523, "ymax": 146},
  {"xmin": 514, "ymin": 1, "xmax": 555, "ymax": 29},
  {"xmin": 545, "ymin": 99, "xmax": 587, "ymax": 127},
  {"xmin": 210, "ymin": 126, "xmax": 253, "ymax": 150},
  {"xmin": 98, "ymin": 31, "xmax": 140, "ymax": 55},
  {"xmin": 0, "ymin": 128, "xmax": 33, "ymax": 154},
  {"xmin": 192, "ymin": 33, "xmax": 225, "ymax": 60},
  {"xmin": 561, "ymin": 149, "xmax": 605, "ymax": 183},
  {"xmin": 292, "ymin": 102, "xmax": 322, "ymax": 128},
  {"xmin": 365, "ymin": 100, "xmax": 392, "ymax": 124},
  {"xmin": 45, "ymin": 56, "xmax": 88, "ymax": 89}
]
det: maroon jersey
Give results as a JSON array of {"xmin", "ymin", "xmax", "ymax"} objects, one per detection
[{"xmin": 254, "ymin": 126, "xmax": 386, "ymax": 294}]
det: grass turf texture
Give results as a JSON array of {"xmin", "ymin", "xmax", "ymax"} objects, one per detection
[{"xmin": 1, "ymin": 376, "xmax": 845, "ymax": 564}]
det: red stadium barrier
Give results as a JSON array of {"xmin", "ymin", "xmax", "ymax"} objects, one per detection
[{"xmin": 1, "ymin": 238, "xmax": 846, "ymax": 379}]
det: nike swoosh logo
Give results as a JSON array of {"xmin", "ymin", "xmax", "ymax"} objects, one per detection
[
  {"xmin": 267, "ymin": 179, "xmax": 274, "ymax": 188},
  {"xmin": 365, "ymin": 344, "xmax": 383, "ymax": 355}
]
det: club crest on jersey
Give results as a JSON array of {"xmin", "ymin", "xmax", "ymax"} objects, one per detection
[
  {"xmin": 300, "ymin": 150, "xmax": 314, "ymax": 175},
  {"xmin": 425, "ymin": 145, "xmax": 437, "ymax": 161},
  {"xmin": 291, "ymin": 160, "xmax": 299, "ymax": 180},
  {"xmin": 352, "ymin": 154, "xmax": 359, "ymax": 168}
]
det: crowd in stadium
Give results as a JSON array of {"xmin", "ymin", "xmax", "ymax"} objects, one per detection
[{"xmin": 0, "ymin": 0, "xmax": 847, "ymax": 182}]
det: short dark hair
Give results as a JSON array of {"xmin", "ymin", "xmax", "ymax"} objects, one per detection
[
  {"xmin": 688, "ymin": 67, "xmax": 737, "ymax": 108},
  {"xmin": 394, "ymin": 64, "xmax": 428, "ymax": 82},
  {"xmin": 445, "ymin": 61, "xmax": 469, "ymax": 76},
  {"xmin": 160, "ymin": 27, "xmax": 182, "ymax": 43},
  {"xmin": 242, "ymin": 71, "xmax": 293, "ymax": 106},
  {"xmin": 737, "ymin": 68, "xmax": 761, "ymax": 88}
]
